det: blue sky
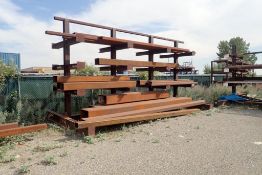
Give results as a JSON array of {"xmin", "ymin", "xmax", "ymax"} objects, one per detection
[
  {"xmin": 15, "ymin": 0, "xmax": 94, "ymax": 20},
  {"xmin": 0, "ymin": 0, "xmax": 261, "ymax": 74}
]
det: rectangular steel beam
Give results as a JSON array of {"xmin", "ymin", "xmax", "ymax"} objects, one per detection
[
  {"xmin": 98, "ymin": 91, "xmax": 170, "ymax": 105},
  {"xmin": 99, "ymin": 42, "xmax": 133, "ymax": 53},
  {"xmin": 0, "ymin": 124, "xmax": 48, "ymax": 138},
  {"xmin": 138, "ymin": 80, "xmax": 196, "ymax": 87},
  {"xmin": 81, "ymin": 100, "xmax": 205, "ymax": 121},
  {"xmin": 81, "ymin": 97, "xmax": 192, "ymax": 117},
  {"xmin": 54, "ymin": 75, "xmax": 130, "ymax": 83},
  {"xmin": 95, "ymin": 58, "xmax": 179, "ymax": 68},
  {"xmin": 136, "ymin": 48, "xmax": 172, "ymax": 56},
  {"xmin": 0, "ymin": 123, "xmax": 18, "ymax": 130},
  {"xmin": 77, "ymin": 109, "xmax": 200, "ymax": 130},
  {"xmin": 59, "ymin": 81, "xmax": 137, "ymax": 91},
  {"xmin": 52, "ymin": 62, "xmax": 85, "ymax": 70}
]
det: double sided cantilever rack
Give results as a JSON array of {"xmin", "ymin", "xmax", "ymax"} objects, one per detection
[{"xmin": 46, "ymin": 16, "xmax": 209, "ymax": 135}]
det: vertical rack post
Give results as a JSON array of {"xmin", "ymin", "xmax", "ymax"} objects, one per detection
[
  {"xmin": 210, "ymin": 61, "xmax": 213, "ymax": 84},
  {"xmin": 231, "ymin": 45, "xmax": 237, "ymax": 94},
  {"xmin": 148, "ymin": 36, "xmax": 154, "ymax": 91},
  {"xmin": 110, "ymin": 29, "xmax": 117, "ymax": 94},
  {"xmin": 173, "ymin": 41, "xmax": 178, "ymax": 97},
  {"xmin": 63, "ymin": 19, "xmax": 72, "ymax": 116}
]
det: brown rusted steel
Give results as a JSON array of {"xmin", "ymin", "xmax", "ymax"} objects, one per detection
[
  {"xmin": 136, "ymin": 48, "xmax": 172, "ymax": 56},
  {"xmin": 160, "ymin": 51, "xmax": 196, "ymax": 58},
  {"xmin": 228, "ymin": 64, "xmax": 262, "ymax": 70},
  {"xmin": 53, "ymin": 16, "xmax": 184, "ymax": 44},
  {"xmin": 77, "ymin": 109, "xmax": 200, "ymax": 133},
  {"xmin": 52, "ymin": 61, "xmax": 85, "ymax": 70},
  {"xmin": 54, "ymin": 75, "xmax": 130, "ymax": 83},
  {"xmin": 100, "ymin": 43, "xmax": 134, "ymax": 53},
  {"xmin": 98, "ymin": 91, "xmax": 170, "ymax": 105},
  {"xmin": 0, "ymin": 122, "xmax": 19, "ymax": 130},
  {"xmin": 138, "ymin": 80, "xmax": 196, "ymax": 87},
  {"xmin": 0, "ymin": 124, "xmax": 48, "ymax": 138},
  {"xmin": 81, "ymin": 100, "xmax": 205, "ymax": 122},
  {"xmin": 95, "ymin": 58, "xmax": 179, "ymax": 68},
  {"xmin": 81, "ymin": 97, "xmax": 192, "ymax": 118},
  {"xmin": 99, "ymin": 66, "xmax": 133, "ymax": 72},
  {"xmin": 46, "ymin": 110, "xmax": 78, "ymax": 128},
  {"xmin": 58, "ymin": 81, "xmax": 136, "ymax": 91},
  {"xmin": 45, "ymin": 31, "xmax": 190, "ymax": 53}
]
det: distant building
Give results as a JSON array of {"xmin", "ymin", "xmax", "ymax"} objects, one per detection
[
  {"xmin": 0, "ymin": 52, "xmax": 21, "ymax": 70},
  {"xmin": 21, "ymin": 67, "xmax": 63, "ymax": 75}
]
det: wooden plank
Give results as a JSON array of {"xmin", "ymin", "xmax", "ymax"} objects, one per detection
[
  {"xmin": 0, "ymin": 122, "xmax": 18, "ymax": 130},
  {"xmin": 0, "ymin": 124, "xmax": 48, "ymax": 138},
  {"xmin": 54, "ymin": 75, "xmax": 130, "ymax": 83},
  {"xmin": 95, "ymin": 58, "xmax": 179, "ymax": 68},
  {"xmin": 60, "ymin": 81, "xmax": 136, "ymax": 91},
  {"xmin": 98, "ymin": 91, "xmax": 170, "ymax": 105},
  {"xmin": 138, "ymin": 80, "xmax": 197, "ymax": 87},
  {"xmin": 81, "ymin": 97, "xmax": 192, "ymax": 117},
  {"xmin": 77, "ymin": 109, "xmax": 200, "ymax": 130}
]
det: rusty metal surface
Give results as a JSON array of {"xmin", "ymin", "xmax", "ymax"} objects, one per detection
[
  {"xmin": 95, "ymin": 58, "xmax": 179, "ymax": 68},
  {"xmin": 0, "ymin": 123, "xmax": 19, "ymax": 130},
  {"xmin": 0, "ymin": 124, "xmax": 48, "ymax": 138},
  {"xmin": 81, "ymin": 97, "xmax": 192, "ymax": 118},
  {"xmin": 59, "ymin": 81, "xmax": 136, "ymax": 91},
  {"xmin": 82, "ymin": 100, "xmax": 205, "ymax": 122},
  {"xmin": 77, "ymin": 108, "xmax": 200, "ymax": 130},
  {"xmin": 98, "ymin": 91, "xmax": 170, "ymax": 105},
  {"xmin": 53, "ymin": 75, "xmax": 130, "ymax": 83}
]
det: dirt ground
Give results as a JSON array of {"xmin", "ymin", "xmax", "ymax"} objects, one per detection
[{"xmin": 0, "ymin": 106, "xmax": 262, "ymax": 175}]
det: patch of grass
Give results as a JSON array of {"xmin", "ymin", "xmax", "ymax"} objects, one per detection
[
  {"xmin": 59, "ymin": 151, "xmax": 68, "ymax": 157},
  {"xmin": 47, "ymin": 123, "xmax": 64, "ymax": 132},
  {"xmin": 151, "ymin": 139, "xmax": 160, "ymax": 144},
  {"xmin": 0, "ymin": 142, "xmax": 15, "ymax": 161},
  {"xmin": 95, "ymin": 132, "xmax": 105, "ymax": 142},
  {"xmin": 41, "ymin": 156, "xmax": 57, "ymax": 166},
  {"xmin": 33, "ymin": 144, "xmax": 63, "ymax": 152},
  {"xmin": 0, "ymin": 155, "xmax": 16, "ymax": 163},
  {"xmin": 195, "ymin": 126, "xmax": 200, "ymax": 129},
  {"xmin": 83, "ymin": 136, "xmax": 94, "ymax": 144},
  {"xmin": 18, "ymin": 165, "xmax": 30, "ymax": 174}
]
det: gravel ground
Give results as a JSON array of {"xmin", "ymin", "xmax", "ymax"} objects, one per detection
[{"xmin": 0, "ymin": 107, "xmax": 262, "ymax": 175}]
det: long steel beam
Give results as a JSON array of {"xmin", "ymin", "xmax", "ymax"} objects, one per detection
[
  {"xmin": 77, "ymin": 109, "xmax": 200, "ymax": 131},
  {"xmin": 95, "ymin": 58, "xmax": 179, "ymax": 68},
  {"xmin": 98, "ymin": 91, "xmax": 170, "ymax": 105},
  {"xmin": 54, "ymin": 75, "xmax": 130, "ymax": 83},
  {"xmin": 81, "ymin": 97, "xmax": 192, "ymax": 117},
  {"xmin": 0, "ymin": 124, "xmax": 48, "ymax": 138}
]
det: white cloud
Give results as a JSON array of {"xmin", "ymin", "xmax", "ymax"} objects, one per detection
[{"xmin": 0, "ymin": 0, "xmax": 261, "ymax": 74}]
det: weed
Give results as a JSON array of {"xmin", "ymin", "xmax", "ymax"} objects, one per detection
[
  {"xmin": 59, "ymin": 151, "xmax": 68, "ymax": 157},
  {"xmin": 195, "ymin": 126, "xmax": 200, "ymax": 129},
  {"xmin": 41, "ymin": 156, "xmax": 57, "ymax": 166},
  {"xmin": 95, "ymin": 132, "xmax": 105, "ymax": 142},
  {"xmin": 0, "ymin": 155, "xmax": 16, "ymax": 163},
  {"xmin": 83, "ymin": 136, "xmax": 94, "ymax": 144},
  {"xmin": 114, "ymin": 139, "xmax": 121, "ymax": 142},
  {"xmin": 33, "ymin": 144, "xmax": 63, "ymax": 152},
  {"xmin": 152, "ymin": 139, "xmax": 160, "ymax": 143},
  {"xmin": 18, "ymin": 165, "xmax": 30, "ymax": 174}
]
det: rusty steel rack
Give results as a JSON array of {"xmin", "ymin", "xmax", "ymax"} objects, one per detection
[
  {"xmin": 210, "ymin": 45, "xmax": 262, "ymax": 93},
  {"xmin": 45, "ymin": 16, "xmax": 209, "ymax": 135}
]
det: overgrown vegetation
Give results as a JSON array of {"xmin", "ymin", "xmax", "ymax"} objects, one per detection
[{"xmin": 178, "ymin": 85, "xmax": 231, "ymax": 103}]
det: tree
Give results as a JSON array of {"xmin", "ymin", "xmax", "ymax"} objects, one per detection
[
  {"xmin": 0, "ymin": 60, "xmax": 17, "ymax": 89},
  {"xmin": 203, "ymin": 64, "xmax": 211, "ymax": 74},
  {"xmin": 74, "ymin": 64, "xmax": 100, "ymax": 76},
  {"xmin": 217, "ymin": 37, "xmax": 257, "ymax": 64}
]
